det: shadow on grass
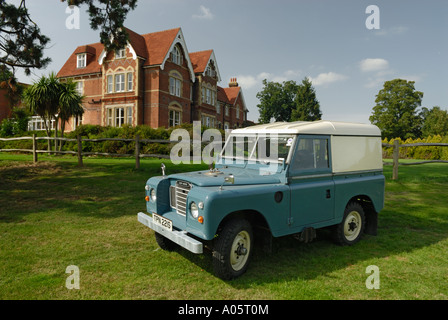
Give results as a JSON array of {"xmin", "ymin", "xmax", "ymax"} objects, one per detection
[{"xmin": 0, "ymin": 158, "xmax": 207, "ymax": 222}]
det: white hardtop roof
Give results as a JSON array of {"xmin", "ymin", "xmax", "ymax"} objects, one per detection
[{"xmin": 232, "ymin": 120, "xmax": 381, "ymax": 136}]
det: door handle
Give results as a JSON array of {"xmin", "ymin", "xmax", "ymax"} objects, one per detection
[{"xmin": 326, "ymin": 189, "xmax": 331, "ymax": 199}]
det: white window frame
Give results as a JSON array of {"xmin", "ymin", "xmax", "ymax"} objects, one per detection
[
  {"xmin": 127, "ymin": 107, "xmax": 133, "ymax": 125},
  {"xmin": 169, "ymin": 109, "xmax": 181, "ymax": 127},
  {"xmin": 169, "ymin": 77, "xmax": 182, "ymax": 97},
  {"xmin": 107, "ymin": 75, "xmax": 114, "ymax": 93},
  {"xmin": 127, "ymin": 73, "xmax": 133, "ymax": 91},
  {"xmin": 77, "ymin": 54, "xmax": 86, "ymax": 68},
  {"xmin": 171, "ymin": 46, "xmax": 183, "ymax": 65},
  {"xmin": 75, "ymin": 81, "xmax": 83, "ymax": 95},
  {"xmin": 116, "ymin": 48, "xmax": 126, "ymax": 59},
  {"xmin": 115, "ymin": 74, "xmax": 125, "ymax": 93}
]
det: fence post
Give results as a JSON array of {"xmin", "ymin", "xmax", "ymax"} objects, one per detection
[
  {"xmin": 32, "ymin": 134, "xmax": 38, "ymax": 163},
  {"xmin": 393, "ymin": 139, "xmax": 399, "ymax": 180},
  {"xmin": 77, "ymin": 135, "xmax": 83, "ymax": 167},
  {"xmin": 135, "ymin": 134, "xmax": 140, "ymax": 170}
]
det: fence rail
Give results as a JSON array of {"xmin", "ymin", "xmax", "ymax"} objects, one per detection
[
  {"xmin": 382, "ymin": 141, "xmax": 448, "ymax": 180},
  {"xmin": 0, "ymin": 134, "xmax": 175, "ymax": 169},
  {"xmin": 2, "ymin": 136, "xmax": 447, "ymax": 178}
]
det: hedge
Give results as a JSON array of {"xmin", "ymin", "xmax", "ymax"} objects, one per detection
[{"xmin": 383, "ymin": 135, "xmax": 448, "ymax": 160}]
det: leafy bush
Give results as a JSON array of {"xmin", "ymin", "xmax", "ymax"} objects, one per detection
[{"xmin": 383, "ymin": 136, "xmax": 448, "ymax": 160}]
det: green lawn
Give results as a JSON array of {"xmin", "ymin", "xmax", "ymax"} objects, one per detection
[{"xmin": 0, "ymin": 153, "xmax": 447, "ymax": 300}]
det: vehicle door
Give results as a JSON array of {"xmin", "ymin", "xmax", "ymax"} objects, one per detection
[{"xmin": 288, "ymin": 135, "xmax": 334, "ymax": 232}]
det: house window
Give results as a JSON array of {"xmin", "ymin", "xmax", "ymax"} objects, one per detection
[
  {"xmin": 206, "ymin": 88, "xmax": 211, "ymax": 104},
  {"xmin": 107, "ymin": 75, "xmax": 113, "ymax": 93},
  {"xmin": 169, "ymin": 109, "xmax": 181, "ymax": 127},
  {"xmin": 127, "ymin": 107, "xmax": 133, "ymax": 125},
  {"xmin": 115, "ymin": 108, "xmax": 125, "ymax": 127},
  {"xmin": 75, "ymin": 82, "xmax": 83, "ymax": 95},
  {"xmin": 77, "ymin": 54, "xmax": 86, "ymax": 68},
  {"xmin": 201, "ymin": 87, "xmax": 206, "ymax": 104},
  {"xmin": 127, "ymin": 73, "xmax": 133, "ymax": 91},
  {"xmin": 107, "ymin": 107, "xmax": 133, "ymax": 127},
  {"xmin": 116, "ymin": 48, "xmax": 126, "ymax": 59},
  {"xmin": 169, "ymin": 75, "xmax": 182, "ymax": 97},
  {"xmin": 225, "ymin": 105, "xmax": 229, "ymax": 117},
  {"xmin": 236, "ymin": 105, "xmax": 240, "ymax": 119},
  {"xmin": 216, "ymin": 103, "xmax": 221, "ymax": 114},
  {"xmin": 170, "ymin": 46, "xmax": 183, "ymax": 65},
  {"xmin": 115, "ymin": 74, "xmax": 125, "ymax": 92},
  {"xmin": 73, "ymin": 114, "xmax": 83, "ymax": 129}
]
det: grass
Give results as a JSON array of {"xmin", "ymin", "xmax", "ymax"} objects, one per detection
[{"xmin": 0, "ymin": 153, "xmax": 447, "ymax": 300}]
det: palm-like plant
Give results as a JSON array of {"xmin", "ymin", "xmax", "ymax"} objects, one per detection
[{"xmin": 23, "ymin": 73, "xmax": 84, "ymax": 151}]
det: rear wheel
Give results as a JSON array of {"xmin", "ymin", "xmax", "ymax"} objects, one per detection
[
  {"xmin": 333, "ymin": 202, "xmax": 365, "ymax": 246},
  {"xmin": 212, "ymin": 218, "xmax": 254, "ymax": 280}
]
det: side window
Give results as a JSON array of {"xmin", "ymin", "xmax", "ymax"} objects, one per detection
[{"xmin": 290, "ymin": 137, "xmax": 330, "ymax": 174}]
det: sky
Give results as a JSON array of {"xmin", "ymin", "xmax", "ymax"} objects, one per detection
[{"xmin": 12, "ymin": 0, "xmax": 448, "ymax": 123}]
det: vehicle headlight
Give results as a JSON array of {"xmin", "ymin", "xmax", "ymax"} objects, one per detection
[
  {"xmin": 150, "ymin": 188, "xmax": 157, "ymax": 202},
  {"xmin": 190, "ymin": 202, "xmax": 199, "ymax": 219}
]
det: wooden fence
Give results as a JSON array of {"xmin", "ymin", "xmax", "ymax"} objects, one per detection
[
  {"xmin": 382, "ymin": 140, "xmax": 448, "ymax": 180},
  {"xmin": 2, "ymin": 136, "xmax": 448, "ymax": 179},
  {"xmin": 0, "ymin": 134, "xmax": 172, "ymax": 169}
]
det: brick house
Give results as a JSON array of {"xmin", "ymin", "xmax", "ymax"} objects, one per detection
[{"xmin": 56, "ymin": 27, "xmax": 249, "ymax": 131}]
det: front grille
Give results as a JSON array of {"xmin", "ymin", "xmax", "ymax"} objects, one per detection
[{"xmin": 170, "ymin": 181, "xmax": 191, "ymax": 216}]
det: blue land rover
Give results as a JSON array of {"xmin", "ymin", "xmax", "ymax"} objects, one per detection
[{"xmin": 138, "ymin": 120, "xmax": 385, "ymax": 280}]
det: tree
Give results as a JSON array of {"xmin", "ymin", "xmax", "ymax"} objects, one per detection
[
  {"xmin": 256, "ymin": 77, "xmax": 322, "ymax": 124},
  {"xmin": 421, "ymin": 106, "xmax": 448, "ymax": 137},
  {"xmin": 58, "ymin": 79, "xmax": 84, "ymax": 142},
  {"xmin": 23, "ymin": 73, "xmax": 84, "ymax": 150},
  {"xmin": 369, "ymin": 79, "xmax": 423, "ymax": 139},
  {"xmin": 1, "ymin": 0, "xmax": 138, "ymax": 75},
  {"xmin": 257, "ymin": 79, "xmax": 299, "ymax": 123},
  {"xmin": 0, "ymin": 0, "xmax": 51, "ymax": 75},
  {"xmin": 291, "ymin": 77, "xmax": 322, "ymax": 121}
]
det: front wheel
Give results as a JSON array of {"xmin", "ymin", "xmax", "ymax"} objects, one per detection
[
  {"xmin": 212, "ymin": 219, "xmax": 254, "ymax": 280},
  {"xmin": 333, "ymin": 202, "xmax": 365, "ymax": 246}
]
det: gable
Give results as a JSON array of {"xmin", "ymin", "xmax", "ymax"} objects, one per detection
[{"xmin": 190, "ymin": 50, "xmax": 222, "ymax": 82}]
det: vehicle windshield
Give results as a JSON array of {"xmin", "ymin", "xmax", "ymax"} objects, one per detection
[{"xmin": 220, "ymin": 134, "xmax": 295, "ymax": 164}]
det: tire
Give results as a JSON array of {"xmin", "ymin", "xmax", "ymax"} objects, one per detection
[
  {"xmin": 333, "ymin": 202, "xmax": 366, "ymax": 246},
  {"xmin": 212, "ymin": 219, "xmax": 254, "ymax": 280},
  {"xmin": 155, "ymin": 232, "xmax": 178, "ymax": 251}
]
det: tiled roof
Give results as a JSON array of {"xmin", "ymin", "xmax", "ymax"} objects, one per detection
[
  {"xmin": 218, "ymin": 86, "xmax": 241, "ymax": 105},
  {"xmin": 57, "ymin": 27, "xmax": 181, "ymax": 78},
  {"xmin": 189, "ymin": 50, "xmax": 213, "ymax": 74},
  {"xmin": 57, "ymin": 42, "xmax": 104, "ymax": 78},
  {"xmin": 142, "ymin": 28, "xmax": 180, "ymax": 66}
]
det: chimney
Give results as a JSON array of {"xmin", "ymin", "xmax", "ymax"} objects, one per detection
[{"xmin": 229, "ymin": 77, "xmax": 239, "ymax": 88}]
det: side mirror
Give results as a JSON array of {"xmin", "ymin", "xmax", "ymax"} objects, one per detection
[{"xmin": 161, "ymin": 163, "xmax": 166, "ymax": 176}]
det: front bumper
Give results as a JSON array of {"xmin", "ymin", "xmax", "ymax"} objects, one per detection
[{"xmin": 137, "ymin": 212, "xmax": 203, "ymax": 254}]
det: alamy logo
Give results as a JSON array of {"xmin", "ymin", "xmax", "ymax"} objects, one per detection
[
  {"xmin": 365, "ymin": 265, "xmax": 380, "ymax": 289},
  {"xmin": 65, "ymin": 5, "xmax": 80, "ymax": 30},
  {"xmin": 65, "ymin": 265, "xmax": 80, "ymax": 290},
  {"xmin": 365, "ymin": 5, "xmax": 380, "ymax": 30}
]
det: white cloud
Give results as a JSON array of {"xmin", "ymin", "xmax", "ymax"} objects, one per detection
[
  {"xmin": 309, "ymin": 72, "xmax": 348, "ymax": 86},
  {"xmin": 236, "ymin": 70, "xmax": 302, "ymax": 89},
  {"xmin": 360, "ymin": 58, "xmax": 389, "ymax": 72},
  {"xmin": 192, "ymin": 5, "xmax": 214, "ymax": 20},
  {"xmin": 375, "ymin": 26, "xmax": 409, "ymax": 37}
]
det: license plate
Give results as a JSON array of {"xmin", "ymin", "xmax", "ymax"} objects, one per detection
[{"xmin": 152, "ymin": 213, "xmax": 173, "ymax": 231}]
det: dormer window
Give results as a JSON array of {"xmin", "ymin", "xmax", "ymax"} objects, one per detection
[
  {"xmin": 77, "ymin": 54, "xmax": 86, "ymax": 68},
  {"xmin": 115, "ymin": 48, "xmax": 126, "ymax": 59},
  {"xmin": 170, "ymin": 46, "xmax": 183, "ymax": 65}
]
